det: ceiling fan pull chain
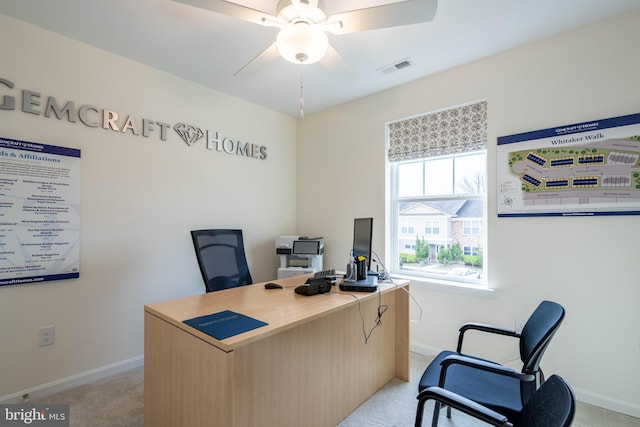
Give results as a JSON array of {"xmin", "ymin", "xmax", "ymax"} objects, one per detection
[{"xmin": 299, "ymin": 70, "xmax": 305, "ymax": 119}]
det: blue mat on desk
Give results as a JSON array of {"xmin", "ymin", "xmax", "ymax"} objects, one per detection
[{"xmin": 183, "ymin": 310, "xmax": 268, "ymax": 340}]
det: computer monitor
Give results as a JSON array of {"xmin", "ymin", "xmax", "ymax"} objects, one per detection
[{"xmin": 352, "ymin": 217, "xmax": 373, "ymax": 271}]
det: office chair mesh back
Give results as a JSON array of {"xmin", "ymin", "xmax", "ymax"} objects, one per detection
[
  {"xmin": 519, "ymin": 301, "xmax": 565, "ymax": 373},
  {"xmin": 191, "ymin": 229, "xmax": 253, "ymax": 293},
  {"xmin": 516, "ymin": 300, "xmax": 565, "ymax": 404}
]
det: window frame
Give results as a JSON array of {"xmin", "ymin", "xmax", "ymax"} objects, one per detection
[{"xmin": 387, "ymin": 149, "xmax": 489, "ymax": 288}]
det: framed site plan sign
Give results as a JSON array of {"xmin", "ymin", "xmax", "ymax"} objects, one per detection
[{"xmin": 497, "ymin": 113, "xmax": 640, "ymax": 217}]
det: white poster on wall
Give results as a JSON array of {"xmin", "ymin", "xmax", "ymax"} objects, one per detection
[
  {"xmin": 0, "ymin": 137, "xmax": 80, "ymax": 287},
  {"xmin": 497, "ymin": 113, "xmax": 640, "ymax": 217}
]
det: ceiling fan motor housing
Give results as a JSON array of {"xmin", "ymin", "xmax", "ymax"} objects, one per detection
[{"xmin": 276, "ymin": 21, "xmax": 328, "ymax": 64}]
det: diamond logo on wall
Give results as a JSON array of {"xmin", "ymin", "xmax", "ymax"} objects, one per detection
[{"xmin": 174, "ymin": 123, "xmax": 204, "ymax": 146}]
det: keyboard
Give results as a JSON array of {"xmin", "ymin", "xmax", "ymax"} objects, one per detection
[{"xmin": 313, "ymin": 269, "xmax": 336, "ymax": 278}]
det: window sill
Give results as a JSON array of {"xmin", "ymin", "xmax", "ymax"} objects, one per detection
[{"xmin": 390, "ymin": 273, "xmax": 495, "ymax": 298}]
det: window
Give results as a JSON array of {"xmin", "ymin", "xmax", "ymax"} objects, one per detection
[
  {"xmin": 463, "ymin": 220, "xmax": 481, "ymax": 235},
  {"xmin": 463, "ymin": 246, "xmax": 479, "ymax": 256},
  {"xmin": 387, "ymin": 101, "xmax": 487, "ymax": 284},
  {"xmin": 424, "ymin": 220, "xmax": 440, "ymax": 235},
  {"xmin": 400, "ymin": 220, "xmax": 415, "ymax": 234}
]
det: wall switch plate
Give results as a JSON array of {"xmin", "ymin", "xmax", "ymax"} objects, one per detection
[{"xmin": 38, "ymin": 325, "xmax": 55, "ymax": 347}]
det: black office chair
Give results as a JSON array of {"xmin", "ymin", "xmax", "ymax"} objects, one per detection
[
  {"xmin": 190, "ymin": 229, "xmax": 253, "ymax": 293},
  {"xmin": 415, "ymin": 374, "xmax": 576, "ymax": 427},
  {"xmin": 418, "ymin": 300, "xmax": 565, "ymax": 427}
]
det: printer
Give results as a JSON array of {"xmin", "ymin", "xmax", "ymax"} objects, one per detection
[{"xmin": 276, "ymin": 235, "xmax": 324, "ymax": 279}]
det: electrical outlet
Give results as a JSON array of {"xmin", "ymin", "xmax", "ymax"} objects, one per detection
[
  {"xmin": 38, "ymin": 325, "xmax": 55, "ymax": 347},
  {"xmin": 514, "ymin": 319, "xmax": 526, "ymax": 334}
]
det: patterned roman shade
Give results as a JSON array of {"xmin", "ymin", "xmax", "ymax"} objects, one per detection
[{"xmin": 388, "ymin": 101, "xmax": 487, "ymax": 162}]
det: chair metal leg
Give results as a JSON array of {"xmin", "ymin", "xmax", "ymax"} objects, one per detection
[
  {"xmin": 415, "ymin": 396, "xmax": 427, "ymax": 427},
  {"xmin": 431, "ymin": 401, "xmax": 441, "ymax": 427}
]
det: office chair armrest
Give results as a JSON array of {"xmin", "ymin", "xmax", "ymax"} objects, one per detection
[
  {"xmin": 438, "ymin": 354, "xmax": 536, "ymax": 387},
  {"xmin": 456, "ymin": 322, "xmax": 520, "ymax": 352},
  {"xmin": 415, "ymin": 386, "xmax": 510, "ymax": 427}
]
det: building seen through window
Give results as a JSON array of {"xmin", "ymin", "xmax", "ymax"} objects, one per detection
[{"xmin": 387, "ymin": 101, "xmax": 487, "ymax": 284}]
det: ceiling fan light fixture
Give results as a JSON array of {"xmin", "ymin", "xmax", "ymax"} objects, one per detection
[{"xmin": 276, "ymin": 22, "xmax": 328, "ymax": 64}]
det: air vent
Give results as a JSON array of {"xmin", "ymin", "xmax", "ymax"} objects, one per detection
[{"xmin": 379, "ymin": 58, "xmax": 413, "ymax": 74}]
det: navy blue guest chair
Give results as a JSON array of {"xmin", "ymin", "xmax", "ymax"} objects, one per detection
[
  {"xmin": 190, "ymin": 229, "xmax": 253, "ymax": 293},
  {"xmin": 417, "ymin": 300, "xmax": 565, "ymax": 427},
  {"xmin": 415, "ymin": 374, "xmax": 575, "ymax": 427}
]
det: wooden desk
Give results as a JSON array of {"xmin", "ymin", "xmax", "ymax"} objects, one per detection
[{"xmin": 144, "ymin": 275, "xmax": 409, "ymax": 427}]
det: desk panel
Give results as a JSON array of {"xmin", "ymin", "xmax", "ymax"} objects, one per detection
[
  {"xmin": 144, "ymin": 277, "xmax": 409, "ymax": 427},
  {"xmin": 145, "ymin": 311, "xmax": 234, "ymax": 426}
]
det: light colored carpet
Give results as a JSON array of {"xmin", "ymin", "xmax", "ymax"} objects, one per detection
[
  {"xmin": 32, "ymin": 365, "xmax": 144, "ymax": 427},
  {"xmin": 32, "ymin": 352, "xmax": 640, "ymax": 426},
  {"xmin": 338, "ymin": 352, "xmax": 515, "ymax": 427}
]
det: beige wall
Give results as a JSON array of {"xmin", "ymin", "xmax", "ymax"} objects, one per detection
[
  {"xmin": 2, "ymin": 7, "xmax": 640, "ymax": 419},
  {"xmin": 0, "ymin": 15, "xmax": 297, "ymax": 399},
  {"xmin": 298, "ymin": 10, "xmax": 640, "ymax": 417}
]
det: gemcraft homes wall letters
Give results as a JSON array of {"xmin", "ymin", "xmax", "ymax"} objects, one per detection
[{"xmin": 0, "ymin": 77, "xmax": 267, "ymax": 160}]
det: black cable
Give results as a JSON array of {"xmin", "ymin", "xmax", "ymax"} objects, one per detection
[
  {"xmin": 371, "ymin": 249, "xmax": 390, "ymax": 281},
  {"xmin": 348, "ymin": 289, "xmax": 389, "ymax": 344},
  {"xmin": 369, "ymin": 250, "xmax": 424, "ymax": 323}
]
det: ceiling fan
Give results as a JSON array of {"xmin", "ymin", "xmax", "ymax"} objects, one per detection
[{"xmin": 173, "ymin": 0, "xmax": 438, "ymax": 79}]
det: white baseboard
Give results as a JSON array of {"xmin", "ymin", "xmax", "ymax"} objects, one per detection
[
  {"xmin": 0, "ymin": 355, "xmax": 144, "ymax": 404},
  {"xmin": 410, "ymin": 342, "xmax": 440, "ymax": 357},
  {"xmin": 409, "ymin": 344, "xmax": 640, "ymax": 419},
  {"xmin": 574, "ymin": 386, "xmax": 640, "ymax": 419}
]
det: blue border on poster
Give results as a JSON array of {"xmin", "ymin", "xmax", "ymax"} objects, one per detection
[
  {"xmin": 0, "ymin": 136, "xmax": 81, "ymax": 158},
  {"xmin": 499, "ymin": 210, "xmax": 640, "ymax": 218},
  {"xmin": 0, "ymin": 273, "xmax": 80, "ymax": 287},
  {"xmin": 498, "ymin": 113, "xmax": 640, "ymax": 146}
]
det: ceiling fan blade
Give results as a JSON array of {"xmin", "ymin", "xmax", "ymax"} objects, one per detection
[
  {"xmin": 320, "ymin": 44, "xmax": 358, "ymax": 81},
  {"xmin": 327, "ymin": 0, "xmax": 437, "ymax": 35},
  {"xmin": 172, "ymin": 0, "xmax": 274, "ymax": 26},
  {"xmin": 234, "ymin": 42, "xmax": 280, "ymax": 78}
]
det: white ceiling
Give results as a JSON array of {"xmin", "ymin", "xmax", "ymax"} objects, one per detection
[{"xmin": 1, "ymin": 0, "xmax": 639, "ymax": 117}]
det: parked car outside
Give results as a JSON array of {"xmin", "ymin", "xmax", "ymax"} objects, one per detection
[{"xmin": 447, "ymin": 267, "xmax": 481, "ymax": 279}]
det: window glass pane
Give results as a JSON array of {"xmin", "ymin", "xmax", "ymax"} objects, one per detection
[
  {"xmin": 455, "ymin": 153, "xmax": 486, "ymax": 195},
  {"xmin": 425, "ymin": 158, "xmax": 453, "ymax": 196},
  {"xmin": 398, "ymin": 162, "xmax": 424, "ymax": 197},
  {"xmin": 390, "ymin": 155, "xmax": 486, "ymax": 284}
]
